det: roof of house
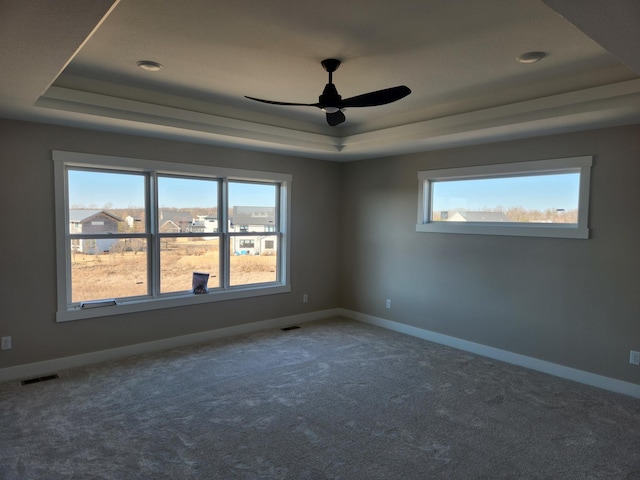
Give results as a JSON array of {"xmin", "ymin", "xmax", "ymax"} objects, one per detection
[
  {"xmin": 449, "ymin": 211, "xmax": 511, "ymax": 222},
  {"xmin": 159, "ymin": 219, "xmax": 182, "ymax": 232},
  {"xmin": 68, "ymin": 209, "xmax": 123, "ymax": 222}
]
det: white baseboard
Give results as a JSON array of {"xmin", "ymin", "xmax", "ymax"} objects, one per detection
[
  {"xmin": 338, "ymin": 309, "xmax": 640, "ymax": 399},
  {"xmin": 3, "ymin": 307, "xmax": 639, "ymax": 399},
  {"xmin": 0, "ymin": 308, "xmax": 341, "ymax": 383}
]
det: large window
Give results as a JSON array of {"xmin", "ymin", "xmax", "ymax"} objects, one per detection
[
  {"xmin": 417, "ymin": 156, "xmax": 592, "ymax": 238},
  {"xmin": 53, "ymin": 151, "xmax": 291, "ymax": 322}
]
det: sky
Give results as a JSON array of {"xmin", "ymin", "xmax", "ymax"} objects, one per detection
[
  {"xmin": 69, "ymin": 169, "xmax": 578, "ymax": 213},
  {"xmin": 431, "ymin": 173, "xmax": 580, "ymax": 212},
  {"xmin": 68, "ymin": 170, "xmax": 277, "ymax": 209}
]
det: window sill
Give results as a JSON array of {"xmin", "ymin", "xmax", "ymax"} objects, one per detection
[
  {"xmin": 416, "ymin": 222, "xmax": 589, "ymax": 239},
  {"xmin": 56, "ymin": 284, "xmax": 291, "ymax": 322}
]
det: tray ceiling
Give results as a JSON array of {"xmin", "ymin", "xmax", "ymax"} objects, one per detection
[{"xmin": 2, "ymin": 0, "xmax": 640, "ymax": 160}]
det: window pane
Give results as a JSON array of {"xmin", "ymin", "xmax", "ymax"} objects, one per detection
[
  {"xmin": 229, "ymin": 236, "xmax": 278, "ymax": 286},
  {"xmin": 68, "ymin": 169, "xmax": 145, "ymax": 234},
  {"xmin": 229, "ymin": 182, "xmax": 277, "ymax": 233},
  {"xmin": 70, "ymin": 239, "xmax": 147, "ymax": 303},
  {"xmin": 431, "ymin": 173, "xmax": 580, "ymax": 224},
  {"xmin": 160, "ymin": 237, "xmax": 220, "ymax": 294},
  {"xmin": 158, "ymin": 176, "xmax": 218, "ymax": 234}
]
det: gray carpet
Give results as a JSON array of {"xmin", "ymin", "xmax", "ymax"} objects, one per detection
[{"xmin": 1, "ymin": 317, "xmax": 639, "ymax": 479}]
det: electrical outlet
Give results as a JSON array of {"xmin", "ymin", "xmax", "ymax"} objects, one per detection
[
  {"xmin": 302, "ymin": 294, "xmax": 308, "ymax": 303},
  {"xmin": 630, "ymin": 350, "xmax": 640, "ymax": 365},
  {"xmin": 1, "ymin": 336, "xmax": 11, "ymax": 350},
  {"xmin": 385, "ymin": 299, "xmax": 391, "ymax": 309}
]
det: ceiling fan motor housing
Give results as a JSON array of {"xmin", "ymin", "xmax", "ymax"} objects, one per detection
[{"xmin": 319, "ymin": 83, "xmax": 342, "ymax": 110}]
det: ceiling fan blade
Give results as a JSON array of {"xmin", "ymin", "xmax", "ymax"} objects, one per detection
[
  {"xmin": 326, "ymin": 110, "xmax": 346, "ymax": 126},
  {"xmin": 245, "ymin": 96, "xmax": 319, "ymax": 107},
  {"xmin": 245, "ymin": 60, "xmax": 411, "ymax": 126},
  {"xmin": 341, "ymin": 86, "xmax": 411, "ymax": 108}
]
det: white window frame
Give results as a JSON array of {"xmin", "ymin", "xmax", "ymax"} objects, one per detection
[
  {"xmin": 416, "ymin": 156, "xmax": 592, "ymax": 239},
  {"xmin": 53, "ymin": 151, "xmax": 292, "ymax": 322}
]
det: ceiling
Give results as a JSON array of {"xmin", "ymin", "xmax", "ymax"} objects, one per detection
[{"xmin": 2, "ymin": 0, "xmax": 640, "ymax": 161}]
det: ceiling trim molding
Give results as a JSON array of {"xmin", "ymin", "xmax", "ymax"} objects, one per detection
[
  {"xmin": 36, "ymin": 86, "xmax": 339, "ymax": 153},
  {"xmin": 35, "ymin": 79, "xmax": 640, "ymax": 161},
  {"xmin": 340, "ymin": 79, "xmax": 640, "ymax": 150}
]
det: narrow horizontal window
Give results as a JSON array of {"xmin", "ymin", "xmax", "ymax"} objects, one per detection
[
  {"xmin": 417, "ymin": 156, "xmax": 592, "ymax": 238},
  {"xmin": 53, "ymin": 151, "xmax": 292, "ymax": 322}
]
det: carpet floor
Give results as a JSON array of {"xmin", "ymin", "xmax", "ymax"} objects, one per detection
[{"xmin": 1, "ymin": 317, "xmax": 639, "ymax": 479}]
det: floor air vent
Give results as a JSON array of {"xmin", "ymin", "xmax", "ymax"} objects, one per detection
[
  {"xmin": 21, "ymin": 374, "xmax": 59, "ymax": 386},
  {"xmin": 281, "ymin": 326, "xmax": 300, "ymax": 331}
]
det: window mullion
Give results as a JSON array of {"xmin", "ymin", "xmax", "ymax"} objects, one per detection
[
  {"xmin": 220, "ymin": 178, "xmax": 229, "ymax": 289},
  {"xmin": 148, "ymin": 171, "xmax": 160, "ymax": 297}
]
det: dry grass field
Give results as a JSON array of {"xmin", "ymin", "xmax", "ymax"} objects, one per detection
[{"xmin": 70, "ymin": 239, "xmax": 277, "ymax": 303}]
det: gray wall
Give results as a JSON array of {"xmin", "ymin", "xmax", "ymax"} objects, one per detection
[
  {"xmin": 2, "ymin": 118, "xmax": 639, "ymax": 388},
  {"xmin": 339, "ymin": 125, "xmax": 640, "ymax": 385},
  {"xmin": 0, "ymin": 119, "xmax": 341, "ymax": 368}
]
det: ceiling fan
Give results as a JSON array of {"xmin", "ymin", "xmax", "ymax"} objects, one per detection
[{"xmin": 245, "ymin": 59, "xmax": 411, "ymax": 126}]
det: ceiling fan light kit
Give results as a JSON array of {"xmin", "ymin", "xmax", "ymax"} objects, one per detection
[{"xmin": 245, "ymin": 58, "xmax": 411, "ymax": 126}]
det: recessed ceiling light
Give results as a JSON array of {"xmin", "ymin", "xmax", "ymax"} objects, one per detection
[
  {"xmin": 516, "ymin": 51, "xmax": 546, "ymax": 64},
  {"xmin": 137, "ymin": 60, "xmax": 163, "ymax": 72}
]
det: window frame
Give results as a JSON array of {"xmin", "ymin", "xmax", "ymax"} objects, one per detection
[
  {"xmin": 416, "ymin": 156, "xmax": 592, "ymax": 239},
  {"xmin": 53, "ymin": 151, "xmax": 292, "ymax": 322}
]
